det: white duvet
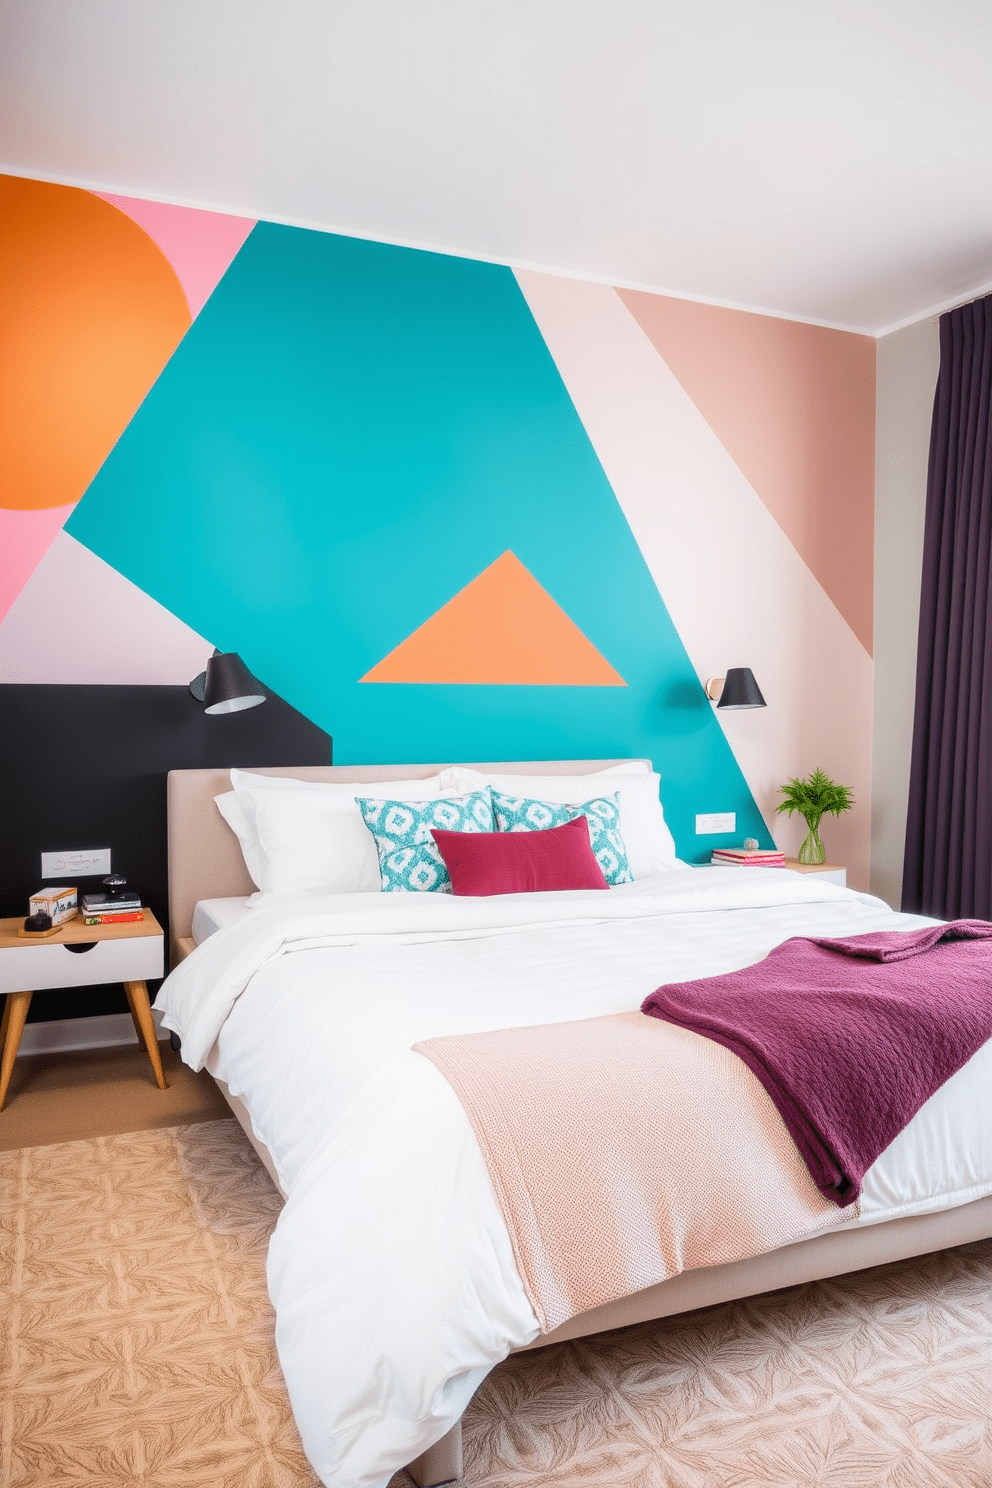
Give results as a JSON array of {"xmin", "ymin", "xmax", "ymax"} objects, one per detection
[{"xmin": 155, "ymin": 870, "xmax": 992, "ymax": 1488}]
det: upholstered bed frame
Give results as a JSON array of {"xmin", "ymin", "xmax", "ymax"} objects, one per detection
[{"xmin": 166, "ymin": 764, "xmax": 992, "ymax": 1488}]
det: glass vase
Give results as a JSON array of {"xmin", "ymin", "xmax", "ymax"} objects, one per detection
[{"xmin": 797, "ymin": 820, "xmax": 826, "ymax": 865}]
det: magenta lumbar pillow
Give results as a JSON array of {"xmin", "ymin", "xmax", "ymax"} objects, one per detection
[{"xmin": 430, "ymin": 815, "xmax": 610, "ymax": 896}]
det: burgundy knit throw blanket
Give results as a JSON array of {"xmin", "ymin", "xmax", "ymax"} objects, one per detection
[{"xmin": 641, "ymin": 920, "xmax": 992, "ymax": 1206}]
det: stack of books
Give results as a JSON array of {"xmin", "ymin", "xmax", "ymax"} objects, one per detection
[
  {"xmin": 80, "ymin": 891, "xmax": 144, "ymax": 925},
  {"xmin": 710, "ymin": 847, "xmax": 786, "ymax": 868}
]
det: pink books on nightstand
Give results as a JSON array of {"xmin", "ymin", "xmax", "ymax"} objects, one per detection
[{"xmin": 711, "ymin": 848, "xmax": 786, "ymax": 867}]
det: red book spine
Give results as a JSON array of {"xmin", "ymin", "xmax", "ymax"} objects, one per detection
[{"xmin": 83, "ymin": 911, "xmax": 144, "ymax": 924}]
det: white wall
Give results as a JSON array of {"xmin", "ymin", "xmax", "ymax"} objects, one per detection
[{"xmin": 871, "ymin": 316, "xmax": 940, "ymax": 906}]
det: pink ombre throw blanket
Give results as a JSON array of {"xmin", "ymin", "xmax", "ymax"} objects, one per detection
[
  {"xmin": 416, "ymin": 1012, "xmax": 850, "ymax": 1333},
  {"xmin": 642, "ymin": 920, "xmax": 992, "ymax": 1208}
]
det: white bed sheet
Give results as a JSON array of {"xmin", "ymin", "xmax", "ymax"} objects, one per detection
[
  {"xmin": 191, "ymin": 895, "xmax": 254, "ymax": 944},
  {"xmin": 156, "ymin": 870, "xmax": 992, "ymax": 1488}
]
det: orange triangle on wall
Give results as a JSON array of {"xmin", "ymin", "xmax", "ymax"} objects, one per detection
[{"xmin": 361, "ymin": 550, "xmax": 626, "ymax": 685}]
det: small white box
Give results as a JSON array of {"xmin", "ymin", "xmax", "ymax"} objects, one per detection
[{"xmin": 29, "ymin": 886, "xmax": 78, "ymax": 926}]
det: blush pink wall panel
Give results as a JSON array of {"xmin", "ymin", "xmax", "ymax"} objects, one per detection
[
  {"xmin": 616, "ymin": 290, "xmax": 876, "ymax": 655},
  {"xmin": 516, "ymin": 270, "xmax": 873, "ymax": 890},
  {"xmin": 0, "ymin": 505, "xmax": 76, "ymax": 622},
  {"xmin": 0, "ymin": 531, "xmax": 214, "ymax": 683},
  {"xmin": 94, "ymin": 194, "xmax": 255, "ymax": 319}
]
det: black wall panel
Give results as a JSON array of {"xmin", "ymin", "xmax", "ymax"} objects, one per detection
[{"xmin": 1, "ymin": 684, "xmax": 331, "ymax": 1022}]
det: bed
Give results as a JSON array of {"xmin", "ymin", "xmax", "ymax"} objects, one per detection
[{"xmin": 160, "ymin": 761, "xmax": 992, "ymax": 1488}]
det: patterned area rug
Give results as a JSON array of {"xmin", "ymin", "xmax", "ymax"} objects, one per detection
[
  {"xmin": 464, "ymin": 1240, "xmax": 992, "ymax": 1488},
  {"xmin": 0, "ymin": 1120, "xmax": 320, "ymax": 1488},
  {"xmin": 1, "ymin": 1119, "xmax": 989, "ymax": 1487}
]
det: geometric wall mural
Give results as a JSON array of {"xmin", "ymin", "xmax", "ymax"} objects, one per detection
[
  {"xmin": 1, "ymin": 177, "xmax": 191, "ymax": 515},
  {"xmin": 93, "ymin": 192, "xmax": 255, "ymax": 320},
  {"xmin": 0, "ymin": 174, "xmax": 254, "ymax": 619},
  {"xmin": 0, "ymin": 531, "xmax": 213, "ymax": 685},
  {"xmin": 617, "ymin": 288, "xmax": 876, "ymax": 653},
  {"xmin": 514, "ymin": 271, "xmax": 876, "ymax": 885},
  {"xmin": 2, "ymin": 176, "xmax": 877, "ymax": 874},
  {"xmin": 0, "ymin": 503, "xmax": 77, "ymax": 622},
  {"xmin": 64, "ymin": 220, "xmax": 773, "ymax": 858}
]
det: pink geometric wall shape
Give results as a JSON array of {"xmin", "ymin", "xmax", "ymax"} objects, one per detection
[
  {"xmin": 616, "ymin": 289, "xmax": 877, "ymax": 655},
  {"xmin": 0, "ymin": 505, "xmax": 77, "ymax": 622},
  {"xmin": 0, "ymin": 530, "xmax": 214, "ymax": 684},
  {"xmin": 515, "ymin": 269, "xmax": 875, "ymax": 888},
  {"xmin": 94, "ymin": 193, "xmax": 256, "ymax": 319}
]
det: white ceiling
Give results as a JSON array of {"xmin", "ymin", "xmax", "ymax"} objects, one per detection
[{"xmin": 3, "ymin": 0, "xmax": 991, "ymax": 335}]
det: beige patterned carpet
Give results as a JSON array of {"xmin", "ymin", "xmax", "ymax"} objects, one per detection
[
  {"xmin": 1, "ymin": 1119, "xmax": 989, "ymax": 1488},
  {"xmin": 0, "ymin": 1121, "xmax": 318, "ymax": 1487}
]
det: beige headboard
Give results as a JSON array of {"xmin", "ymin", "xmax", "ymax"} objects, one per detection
[{"xmin": 167, "ymin": 761, "xmax": 641, "ymax": 967}]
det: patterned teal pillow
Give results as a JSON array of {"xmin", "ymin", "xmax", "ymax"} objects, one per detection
[
  {"xmin": 357, "ymin": 791, "xmax": 494, "ymax": 892},
  {"xmin": 491, "ymin": 791, "xmax": 633, "ymax": 886}
]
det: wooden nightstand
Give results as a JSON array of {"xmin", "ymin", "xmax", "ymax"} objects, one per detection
[
  {"xmin": 0, "ymin": 908, "xmax": 167, "ymax": 1111},
  {"xmin": 785, "ymin": 860, "xmax": 847, "ymax": 886}
]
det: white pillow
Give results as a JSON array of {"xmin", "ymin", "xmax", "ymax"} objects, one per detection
[
  {"xmin": 438, "ymin": 761, "xmax": 647, "ymax": 794},
  {"xmin": 215, "ymin": 791, "xmax": 269, "ymax": 890},
  {"xmin": 229, "ymin": 768, "xmax": 443, "ymax": 796},
  {"xmin": 216, "ymin": 770, "xmax": 444, "ymax": 896},
  {"xmin": 439, "ymin": 764, "xmax": 679, "ymax": 877}
]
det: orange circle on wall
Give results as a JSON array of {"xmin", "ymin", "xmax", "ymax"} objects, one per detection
[{"xmin": 0, "ymin": 176, "xmax": 191, "ymax": 511}]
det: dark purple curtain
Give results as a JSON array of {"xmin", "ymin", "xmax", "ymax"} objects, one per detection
[{"xmin": 903, "ymin": 293, "xmax": 992, "ymax": 918}]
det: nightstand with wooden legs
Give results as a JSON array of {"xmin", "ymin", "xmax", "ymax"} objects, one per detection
[{"xmin": 0, "ymin": 908, "xmax": 167, "ymax": 1111}]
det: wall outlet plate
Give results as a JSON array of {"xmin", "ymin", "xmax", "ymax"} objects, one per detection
[
  {"xmin": 695, "ymin": 812, "xmax": 736, "ymax": 835},
  {"xmin": 41, "ymin": 848, "xmax": 112, "ymax": 878}
]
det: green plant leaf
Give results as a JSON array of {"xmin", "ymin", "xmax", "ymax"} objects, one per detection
[{"xmin": 775, "ymin": 766, "xmax": 854, "ymax": 821}]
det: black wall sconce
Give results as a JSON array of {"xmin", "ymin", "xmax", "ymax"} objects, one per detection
[
  {"xmin": 704, "ymin": 667, "xmax": 766, "ymax": 710},
  {"xmin": 189, "ymin": 651, "xmax": 266, "ymax": 714}
]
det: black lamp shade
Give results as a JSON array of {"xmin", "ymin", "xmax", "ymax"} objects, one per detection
[
  {"xmin": 190, "ymin": 652, "xmax": 266, "ymax": 714},
  {"xmin": 716, "ymin": 667, "xmax": 766, "ymax": 710}
]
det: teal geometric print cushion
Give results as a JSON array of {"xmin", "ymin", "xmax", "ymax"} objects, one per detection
[
  {"xmin": 490, "ymin": 791, "xmax": 633, "ymax": 886},
  {"xmin": 356, "ymin": 790, "xmax": 494, "ymax": 892}
]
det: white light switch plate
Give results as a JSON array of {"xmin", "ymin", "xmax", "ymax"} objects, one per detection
[
  {"xmin": 41, "ymin": 848, "xmax": 111, "ymax": 878},
  {"xmin": 695, "ymin": 812, "xmax": 736, "ymax": 835}
]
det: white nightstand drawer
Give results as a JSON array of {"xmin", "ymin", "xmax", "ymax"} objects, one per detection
[{"xmin": 0, "ymin": 934, "xmax": 164, "ymax": 993}]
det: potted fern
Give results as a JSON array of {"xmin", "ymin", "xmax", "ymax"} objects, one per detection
[{"xmin": 776, "ymin": 767, "xmax": 854, "ymax": 865}]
